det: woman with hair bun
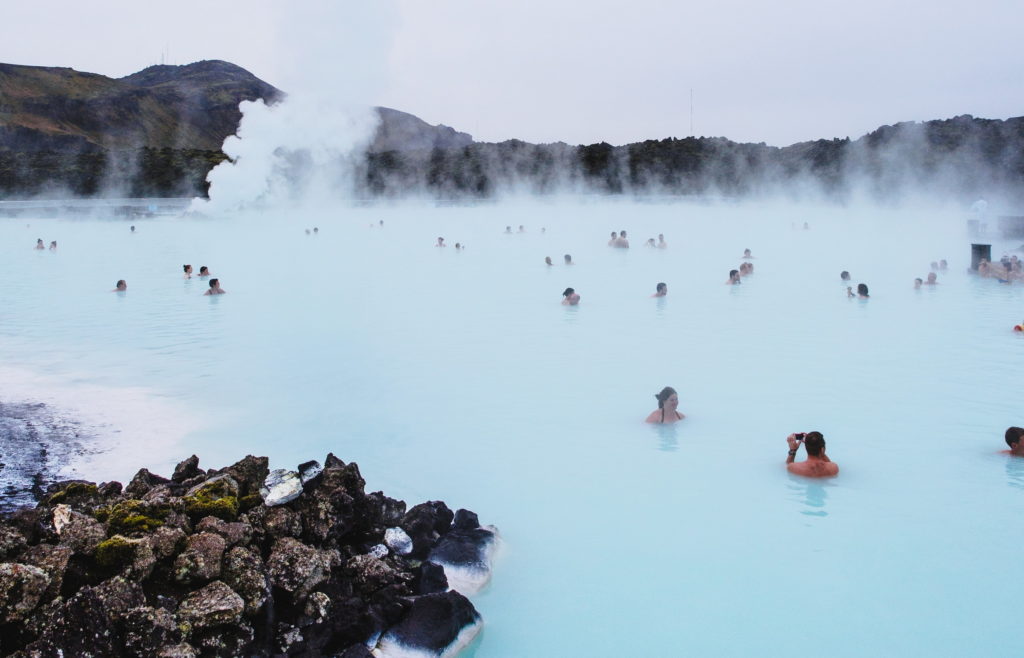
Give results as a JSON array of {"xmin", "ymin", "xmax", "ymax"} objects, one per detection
[{"xmin": 645, "ymin": 386, "xmax": 685, "ymax": 424}]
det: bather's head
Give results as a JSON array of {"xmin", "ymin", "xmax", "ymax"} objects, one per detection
[
  {"xmin": 1005, "ymin": 427, "xmax": 1024, "ymax": 449},
  {"xmin": 803, "ymin": 431, "xmax": 826, "ymax": 456},
  {"xmin": 655, "ymin": 386, "xmax": 678, "ymax": 410}
]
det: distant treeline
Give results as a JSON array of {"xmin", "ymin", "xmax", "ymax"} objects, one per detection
[
  {"xmin": 2, "ymin": 115, "xmax": 1022, "ymax": 202},
  {"xmin": 360, "ymin": 115, "xmax": 1024, "ymax": 203},
  {"xmin": 0, "ymin": 148, "xmax": 226, "ymax": 198}
]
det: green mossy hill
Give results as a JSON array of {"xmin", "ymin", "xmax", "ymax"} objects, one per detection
[{"xmin": 0, "ymin": 60, "xmax": 281, "ymax": 152}]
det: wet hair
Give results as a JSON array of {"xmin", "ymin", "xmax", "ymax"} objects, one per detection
[
  {"xmin": 562, "ymin": 287, "xmax": 575, "ymax": 297},
  {"xmin": 619, "ymin": 230, "xmax": 627, "ymax": 237},
  {"xmin": 611, "ymin": 232, "xmax": 617, "ymax": 237},
  {"xmin": 914, "ymin": 278, "xmax": 923, "ymax": 284},
  {"xmin": 654, "ymin": 386, "xmax": 677, "ymax": 409},
  {"xmin": 744, "ymin": 248, "xmax": 751, "ymax": 255},
  {"xmin": 840, "ymin": 271, "xmax": 850, "ymax": 280},
  {"xmin": 857, "ymin": 283, "xmax": 869, "ymax": 296},
  {"xmin": 656, "ymin": 282, "xmax": 667, "ymax": 293},
  {"xmin": 183, "ymin": 264, "xmax": 192, "ymax": 273},
  {"xmin": 199, "ymin": 266, "xmax": 209, "ymax": 275},
  {"xmin": 209, "ymin": 278, "xmax": 219, "ymax": 289},
  {"xmin": 116, "ymin": 280, "xmax": 125, "ymax": 288},
  {"xmin": 1005, "ymin": 427, "xmax": 1024, "ymax": 448},
  {"xmin": 564, "ymin": 254, "xmax": 572, "ymax": 263},
  {"xmin": 729, "ymin": 269, "xmax": 739, "ymax": 278},
  {"xmin": 804, "ymin": 431, "xmax": 825, "ymax": 456}
]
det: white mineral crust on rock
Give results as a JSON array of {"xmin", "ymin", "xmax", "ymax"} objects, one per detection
[
  {"xmin": 384, "ymin": 527, "xmax": 413, "ymax": 555},
  {"xmin": 260, "ymin": 469, "xmax": 303, "ymax": 506}
]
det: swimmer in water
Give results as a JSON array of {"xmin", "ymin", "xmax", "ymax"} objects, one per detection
[
  {"xmin": 199, "ymin": 266, "xmax": 210, "ymax": 278},
  {"xmin": 313, "ymin": 227, "xmax": 318, "ymax": 234},
  {"xmin": 436, "ymin": 237, "xmax": 446, "ymax": 247},
  {"xmin": 840, "ymin": 271, "xmax": 850, "ymax": 282},
  {"xmin": 645, "ymin": 386, "xmax": 685, "ymax": 424},
  {"xmin": 130, "ymin": 225, "xmax": 136, "ymax": 233},
  {"xmin": 113, "ymin": 280, "xmax": 127, "ymax": 292},
  {"xmin": 1001, "ymin": 427, "xmax": 1024, "ymax": 456},
  {"xmin": 645, "ymin": 238, "xmax": 656, "ymax": 247},
  {"xmin": 49, "ymin": 241, "xmax": 57, "ymax": 251},
  {"xmin": 727, "ymin": 269, "xmax": 741, "ymax": 285},
  {"xmin": 545, "ymin": 256, "xmax": 553, "ymax": 266},
  {"xmin": 203, "ymin": 278, "xmax": 226, "ymax": 295},
  {"xmin": 652, "ymin": 282, "xmax": 667, "ymax": 297},
  {"xmin": 505, "ymin": 226, "xmax": 513, "ymax": 234},
  {"xmin": 564, "ymin": 254, "xmax": 573, "ymax": 265},
  {"xmin": 561, "ymin": 287, "xmax": 580, "ymax": 305},
  {"xmin": 34, "ymin": 239, "xmax": 44, "ymax": 250},
  {"xmin": 608, "ymin": 231, "xmax": 618, "ymax": 246},
  {"xmin": 615, "ymin": 230, "xmax": 630, "ymax": 248},
  {"xmin": 743, "ymin": 248, "xmax": 753, "ymax": 259},
  {"xmin": 857, "ymin": 283, "xmax": 869, "ymax": 298},
  {"xmin": 658, "ymin": 234, "xmax": 667, "ymax": 248},
  {"xmin": 925, "ymin": 272, "xmax": 938, "ymax": 285},
  {"xmin": 455, "ymin": 243, "xmax": 462, "ymax": 250},
  {"xmin": 786, "ymin": 432, "xmax": 839, "ymax": 478},
  {"xmin": 183, "ymin": 264, "xmax": 193, "ymax": 279},
  {"xmin": 914, "ymin": 278, "xmax": 923, "ymax": 289},
  {"xmin": 518, "ymin": 225, "xmax": 526, "ymax": 233}
]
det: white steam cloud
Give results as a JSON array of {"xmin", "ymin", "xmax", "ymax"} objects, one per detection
[{"xmin": 194, "ymin": 1, "xmax": 397, "ymax": 212}]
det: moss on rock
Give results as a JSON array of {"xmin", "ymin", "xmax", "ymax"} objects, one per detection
[
  {"xmin": 100, "ymin": 500, "xmax": 170, "ymax": 534},
  {"xmin": 47, "ymin": 482, "xmax": 99, "ymax": 505},
  {"xmin": 95, "ymin": 535, "xmax": 137, "ymax": 568},
  {"xmin": 183, "ymin": 475, "xmax": 241, "ymax": 522}
]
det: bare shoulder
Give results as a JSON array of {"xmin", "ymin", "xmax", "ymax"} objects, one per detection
[{"xmin": 644, "ymin": 410, "xmax": 661, "ymax": 424}]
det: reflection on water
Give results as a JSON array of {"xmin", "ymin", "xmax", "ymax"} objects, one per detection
[
  {"xmin": 1005, "ymin": 456, "xmax": 1024, "ymax": 490},
  {"xmin": 787, "ymin": 477, "xmax": 830, "ymax": 517},
  {"xmin": 652, "ymin": 423, "xmax": 678, "ymax": 452}
]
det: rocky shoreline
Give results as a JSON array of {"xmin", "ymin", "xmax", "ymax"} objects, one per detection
[
  {"xmin": 0, "ymin": 401, "xmax": 93, "ymax": 513},
  {"xmin": 0, "ymin": 454, "xmax": 498, "ymax": 656}
]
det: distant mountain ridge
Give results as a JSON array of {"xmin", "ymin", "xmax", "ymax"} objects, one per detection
[{"xmin": 1, "ymin": 59, "xmax": 1021, "ymax": 203}]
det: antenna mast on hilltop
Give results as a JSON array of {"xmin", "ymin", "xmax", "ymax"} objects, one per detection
[{"xmin": 690, "ymin": 89, "xmax": 694, "ymax": 137}]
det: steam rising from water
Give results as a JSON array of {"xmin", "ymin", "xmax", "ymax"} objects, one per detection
[{"xmin": 194, "ymin": 1, "xmax": 397, "ymax": 212}]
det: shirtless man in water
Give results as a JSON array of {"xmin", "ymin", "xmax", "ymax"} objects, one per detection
[
  {"xmin": 204, "ymin": 278, "xmax": 226, "ymax": 295},
  {"xmin": 1003, "ymin": 427, "xmax": 1024, "ymax": 456},
  {"xmin": 786, "ymin": 432, "xmax": 839, "ymax": 477}
]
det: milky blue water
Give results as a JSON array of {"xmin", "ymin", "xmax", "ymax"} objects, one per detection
[{"xmin": 2, "ymin": 199, "xmax": 1023, "ymax": 656}]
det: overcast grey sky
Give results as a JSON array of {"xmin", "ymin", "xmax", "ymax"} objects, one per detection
[{"xmin": 3, "ymin": 0, "xmax": 1021, "ymax": 147}]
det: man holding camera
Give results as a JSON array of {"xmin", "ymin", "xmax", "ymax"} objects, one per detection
[{"xmin": 786, "ymin": 432, "xmax": 839, "ymax": 477}]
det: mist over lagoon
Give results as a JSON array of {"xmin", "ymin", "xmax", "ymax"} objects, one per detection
[{"xmin": 2, "ymin": 196, "xmax": 1022, "ymax": 655}]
